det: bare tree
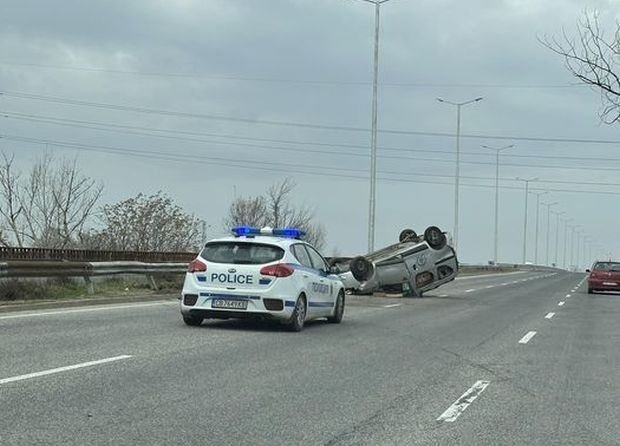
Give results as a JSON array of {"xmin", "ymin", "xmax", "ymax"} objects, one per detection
[
  {"xmin": 224, "ymin": 196, "xmax": 268, "ymax": 229},
  {"xmin": 98, "ymin": 192, "xmax": 203, "ymax": 252},
  {"xmin": 542, "ymin": 11, "xmax": 620, "ymax": 123},
  {"xmin": 224, "ymin": 178, "xmax": 327, "ymax": 249},
  {"xmin": 0, "ymin": 152, "xmax": 102, "ymax": 248}
]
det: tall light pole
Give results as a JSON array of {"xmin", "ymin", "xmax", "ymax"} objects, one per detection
[
  {"xmin": 569, "ymin": 225, "xmax": 581, "ymax": 270},
  {"xmin": 350, "ymin": 0, "xmax": 394, "ymax": 252},
  {"xmin": 516, "ymin": 178, "xmax": 538, "ymax": 264},
  {"xmin": 542, "ymin": 201, "xmax": 558, "ymax": 266},
  {"xmin": 482, "ymin": 144, "xmax": 514, "ymax": 264},
  {"xmin": 552, "ymin": 211, "xmax": 564, "ymax": 267},
  {"xmin": 437, "ymin": 96, "xmax": 484, "ymax": 252},
  {"xmin": 531, "ymin": 191, "xmax": 548, "ymax": 265},
  {"xmin": 563, "ymin": 218, "xmax": 573, "ymax": 269}
]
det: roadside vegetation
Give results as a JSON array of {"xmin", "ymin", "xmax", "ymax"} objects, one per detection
[{"xmin": 0, "ymin": 275, "xmax": 183, "ymax": 303}]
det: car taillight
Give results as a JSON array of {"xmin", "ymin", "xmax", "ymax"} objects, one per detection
[
  {"xmin": 188, "ymin": 259, "xmax": 207, "ymax": 273},
  {"xmin": 260, "ymin": 264, "xmax": 294, "ymax": 278}
]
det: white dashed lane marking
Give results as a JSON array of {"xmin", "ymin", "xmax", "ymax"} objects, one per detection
[
  {"xmin": 519, "ymin": 331, "xmax": 537, "ymax": 344},
  {"xmin": 558, "ymin": 301, "xmax": 565, "ymax": 306},
  {"xmin": 545, "ymin": 312, "xmax": 555, "ymax": 319},
  {"xmin": 436, "ymin": 380, "xmax": 491, "ymax": 423}
]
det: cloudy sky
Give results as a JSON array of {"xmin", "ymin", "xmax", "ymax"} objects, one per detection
[{"xmin": 1, "ymin": 0, "xmax": 619, "ymax": 266}]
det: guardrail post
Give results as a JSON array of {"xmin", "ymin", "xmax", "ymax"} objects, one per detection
[
  {"xmin": 83, "ymin": 276, "xmax": 95, "ymax": 295},
  {"xmin": 147, "ymin": 274, "xmax": 159, "ymax": 291}
]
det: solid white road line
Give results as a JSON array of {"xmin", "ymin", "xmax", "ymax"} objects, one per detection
[
  {"xmin": 383, "ymin": 303, "xmax": 402, "ymax": 308},
  {"xmin": 0, "ymin": 355, "xmax": 133, "ymax": 385},
  {"xmin": 558, "ymin": 301, "xmax": 565, "ymax": 306},
  {"xmin": 437, "ymin": 380, "xmax": 491, "ymax": 422},
  {"xmin": 545, "ymin": 312, "xmax": 555, "ymax": 319},
  {"xmin": 0, "ymin": 301, "xmax": 176, "ymax": 320},
  {"xmin": 465, "ymin": 289, "xmax": 476, "ymax": 293},
  {"xmin": 519, "ymin": 331, "xmax": 537, "ymax": 344}
]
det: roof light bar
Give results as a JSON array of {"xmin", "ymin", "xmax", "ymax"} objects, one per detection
[{"xmin": 231, "ymin": 226, "xmax": 306, "ymax": 238}]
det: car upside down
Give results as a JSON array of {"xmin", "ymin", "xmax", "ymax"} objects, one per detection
[{"xmin": 332, "ymin": 226, "xmax": 458, "ymax": 297}]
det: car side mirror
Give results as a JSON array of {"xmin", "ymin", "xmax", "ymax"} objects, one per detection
[
  {"xmin": 586, "ymin": 269, "xmax": 591, "ymax": 273},
  {"xmin": 328, "ymin": 265, "xmax": 341, "ymax": 275}
]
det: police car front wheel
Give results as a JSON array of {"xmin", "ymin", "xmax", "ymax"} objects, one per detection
[{"xmin": 327, "ymin": 291, "xmax": 345, "ymax": 324}]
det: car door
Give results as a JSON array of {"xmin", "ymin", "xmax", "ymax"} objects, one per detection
[
  {"xmin": 303, "ymin": 244, "xmax": 337, "ymax": 316},
  {"xmin": 290, "ymin": 243, "xmax": 316, "ymax": 305}
]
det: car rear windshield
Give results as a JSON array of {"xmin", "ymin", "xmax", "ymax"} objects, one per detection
[
  {"xmin": 593, "ymin": 262, "xmax": 620, "ymax": 271},
  {"xmin": 200, "ymin": 242, "xmax": 285, "ymax": 265}
]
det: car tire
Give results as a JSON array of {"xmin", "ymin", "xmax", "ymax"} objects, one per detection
[
  {"xmin": 399, "ymin": 228, "xmax": 418, "ymax": 243},
  {"xmin": 424, "ymin": 226, "xmax": 447, "ymax": 250},
  {"xmin": 183, "ymin": 315, "xmax": 204, "ymax": 326},
  {"xmin": 287, "ymin": 295, "xmax": 306, "ymax": 332},
  {"xmin": 588, "ymin": 288, "xmax": 594, "ymax": 294},
  {"xmin": 350, "ymin": 256, "xmax": 374, "ymax": 282},
  {"xmin": 327, "ymin": 291, "xmax": 345, "ymax": 323}
]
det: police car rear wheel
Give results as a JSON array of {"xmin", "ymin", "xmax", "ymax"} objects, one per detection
[
  {"xmin": 183, "ymin": 315, "xmax": 204, "ymax": 326},
  {"xmin": 327, "ymin": 291, "xmax": 345, "ymax": 323},
  {"xmin": 287, "ymin": 295, "xmax": 306, "ymax": 332}
]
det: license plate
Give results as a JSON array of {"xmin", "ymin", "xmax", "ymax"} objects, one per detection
[
  {"xmin": 212, "ymin": 299, "xmax": 248, "ymax": 310},
  {"xmin": 603, "ymin": 282, "xmax": 617, "ymax": 286}
]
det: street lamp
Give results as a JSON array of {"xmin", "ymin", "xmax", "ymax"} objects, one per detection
[
  {"xmin": 569, "ymin": 225, "xmax": 581, "ymax": 270},
  {"xmin": 482, "ymin": 144, "xmax": 514, "ymax": 264},
  {"xmin": 551, "ymin": 211, "xmax": 565, "ymax": 267},
  {"xmin": 437, "ymin": 96, "xmax": 484, "ymax": 252},
  {"xmin": 516, "ymin": 177, "xmax": 538, "ymax": 264},
  {"xmin": 530, "ymin": 191, "xmax": 548, "ymax": 265},
  {"xmin": 348, "ymin": 0, "xmax": 394, "ymax": 252},
  {"xmin": 563, "ymin": 218, "xmax": 573, "ymax": 269},
  {"xmin": 542, "ymin": 201, "xmax": 558, "ymax": 266}
]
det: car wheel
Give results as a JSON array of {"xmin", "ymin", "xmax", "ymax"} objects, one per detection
[
  {"xmin": 183, "ymin": 315, "xmax": 204, "ymax": 326},
  {"xmin": 327, "ymin": 291, "xmax": 345, "ymax": 323},
  {"xmin": 424, "ymin": 226, "xmax": 447, "ymax": 250},
  {"xmin": 399, "ymin": 228, "xmax": 418, "ymax": 243},
  {"xmin": 287, "ymin": 295, "xmax": 306, "ymax": 332},
  {"xmin": 588, "ymin": 288, "xmax": 594, "ymax": 294},
  {"xmin": 350, "ymin": 256, "xmax": 374, "ymax": 282}
]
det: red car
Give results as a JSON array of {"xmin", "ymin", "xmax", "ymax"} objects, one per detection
[{"xmin": 587, "ymin": 261, "xmax": 620, "ymax": 294}]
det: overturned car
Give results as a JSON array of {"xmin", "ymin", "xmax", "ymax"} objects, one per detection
[{"xmin": 333, "ymin": 226, "xmax": 458, "ymax": 297}]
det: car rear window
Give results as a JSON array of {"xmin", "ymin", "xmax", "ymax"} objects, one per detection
[
  {"xmin": 593, "ymin": 262, "xmax": 620, "ymax": 271},
  {"xmin": 200, "ymin": 242, "xmax": 284, "ymax": 265}
]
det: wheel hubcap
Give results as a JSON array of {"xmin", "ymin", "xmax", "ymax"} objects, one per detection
[{"xmin": 296, "ymin": 299, "xmax": 305, "ymax": 325}]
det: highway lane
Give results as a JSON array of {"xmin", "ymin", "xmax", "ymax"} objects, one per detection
[{"xmin": 1, "ymin": 270, "xmax": 617, "ymax": 445}]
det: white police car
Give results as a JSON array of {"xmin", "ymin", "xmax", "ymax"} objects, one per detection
[{"xmin": 180, "ymin": 227, "xmax": 345, "ymax": 331}]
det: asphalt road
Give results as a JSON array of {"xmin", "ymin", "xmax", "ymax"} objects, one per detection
[{"xmin": 1, "ymin": 270, "xmax": 618, "ymax": 445}]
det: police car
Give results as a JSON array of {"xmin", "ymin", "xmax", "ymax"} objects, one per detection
[{"xmin": 180, "ymin": 226, "xmax": 345, "ymax": 331}]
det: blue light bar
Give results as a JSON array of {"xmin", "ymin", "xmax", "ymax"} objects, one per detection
[
  {"xmin": 232, "ymin": 226, "xmax": 261, "ymax": 236},
  {"xmin": 231, "ymin": 226, "xmax": 306, "ymax": 238},
  {"xmin": 272, "ymin": 228, "xmax": 306, "ymax": 238}
]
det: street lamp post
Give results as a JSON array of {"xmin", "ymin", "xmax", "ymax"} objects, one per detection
[
  {"xmin": 563, "ymin": 218, "xmax": 572, "ymax": 269},
  {"xmin": 437, "ymin": 96, "xmax": 484, "ymax": 252},
  {"xmin": 516, "ymin": 178, "xmax": 538, "ymax": 264},
  {"xmin": 552, "ymin": 211, "xmax": 565, "ymax": 267},
  {"xmin": 350, "ymin": 0, "xmax": 394, "ymax": 252},
  {"xmin": 542, "ymin": 201, "xmax": 558, "ymax": 266},
  {"xmin": 531, "ymin": 191, "xmax": 548, "ymax": 265},
  {"xmin": 482, "ymin": 144, "xmax": 514, "ymax": 264}
]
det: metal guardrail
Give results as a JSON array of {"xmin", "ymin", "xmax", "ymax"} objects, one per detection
[
  {"xmin": 0, "ymin": 261, "xmax": 188, "ymax": 278},
  {"xmin": 0, "ymin": 261, "xmax": 188, "ymax": 294},
  {"xmin": 0, "ymin": 246, "xmax": 196, "ymax": 262}
]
